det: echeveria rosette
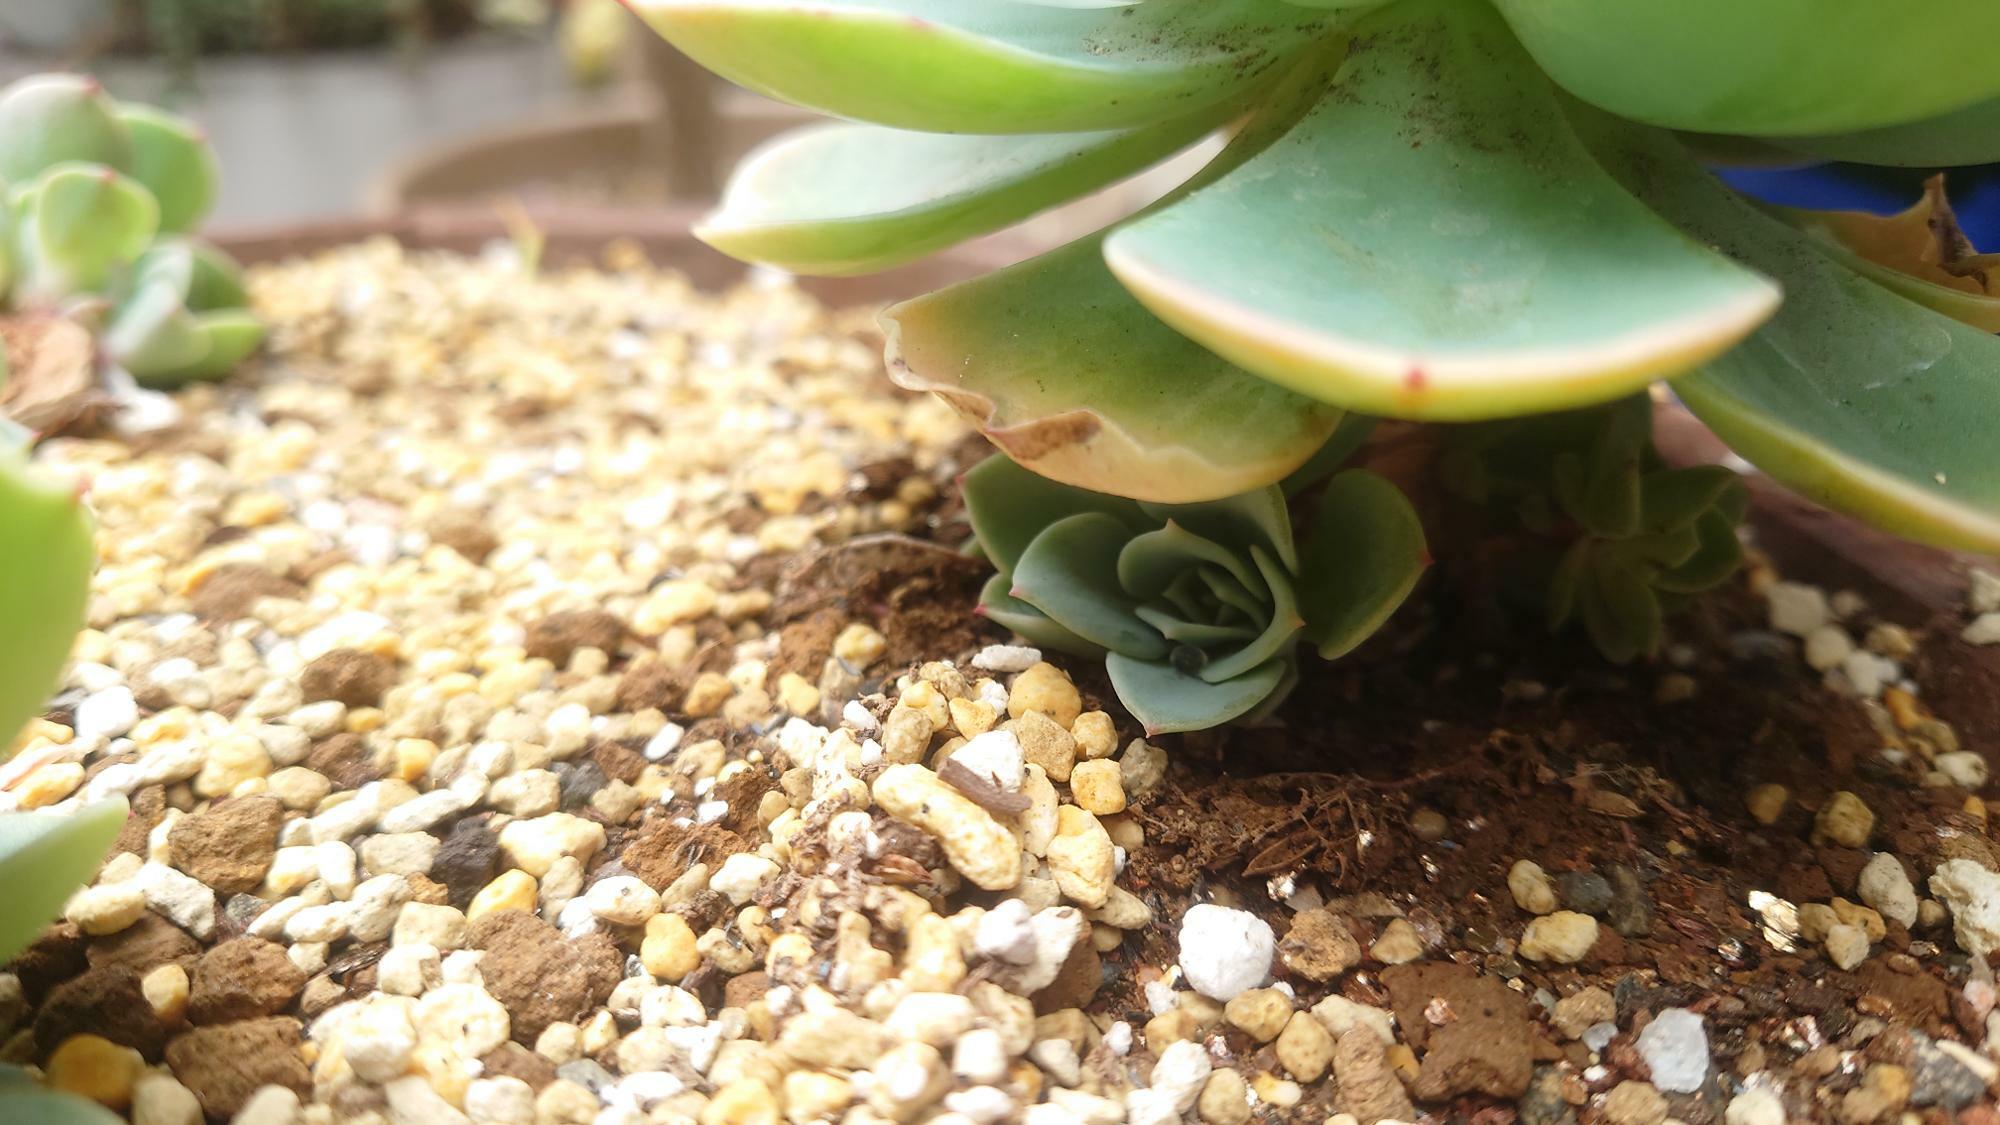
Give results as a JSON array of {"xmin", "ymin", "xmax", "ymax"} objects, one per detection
[
  {"xmin": 1442, "ymin": 396, "xmax": 1746, "ymax": 663},
  {"xmin": 633, "ymin": 0, "xmax": 2000, "ymax": 557},
  {"xmin": 965, "ymin": 455, "xmax": 1426, "ymax": 733},
  {"xmin": 0, "ymin": 73, "xmax": 258, "ymax": 391}
]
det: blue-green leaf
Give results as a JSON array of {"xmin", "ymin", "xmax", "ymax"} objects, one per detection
[
  {"xmin": 1012, "ymin": 513, "xmax": 1170, "ymax": 660},
  {"xmin": 1296, "ymin": 470, "xmax": 1426, "ymax": 659},
  {"xmin": 1105, "ymin": 652, "xmax": 1289, "ymax": 735}
]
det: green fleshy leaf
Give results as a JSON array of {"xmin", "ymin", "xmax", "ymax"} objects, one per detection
[
  {"xmin": 629, "ymin": 0, "xmax": 1333, "ymax": 134},
  {"xmin": 887, "ymin": 234, "xmax": 1346, "ymax": 504},
  {"xmin": 699, "ymin": 106, "xmax": 1227, "ymax": 275},
  {"xmin": 1, "ymin": 444, "xmax": 93, "ymax": 752},
  {"xmin": 1104, "ymin": 0, "xmax": 1781, "ymax": 422},
  {"xmin": 881, "ymin": 41, "xmax": 1351, "ymax": 503},
  {"xmin": 1143, "ymin": 486, "xmax": 1298, "ymax": 573},
  {"xmin": 0, "ymin": 1087, "xmax": 126, "ymax": 1125},
  {"xmin": 1012, "ymin": 513, "xmax": 1170, "ymax": 660},
  {"xmin": 1553, "ymin": 450, "xmax": 1640, "ymax": 540},
  {"xmin": 1779, "ymin": 96, "xmax": 2000, "ymax": 168},
  {"xmin": 1104, "ymin": 652, "xmax": 1288, "ymax": 735},
  {"xmin": 979, "ymin": 573, "xmax": 1106, "ymax": 658},
  {"xmin": 1132, "ymin": 606, "xmax": 1258, "ymax": 646},
  {"xmin": 183, "ymin": 241, "xmax": 249, "ymax": 310},
  {"xmin": 1641, "ymin": 466, "xmax": 1741, "ymax": 533},
  {"xmin": 1117, "ymin": 522, "xmax": 1260, "ymax": 602},
  {"xmin": 1282, "ymin": 413, "xmax": 1377, "ymax": 497},
  {"xmin": 1490, "ymin": 0, "xmax": 2000, "ymax": 137},
  {"xmin": 961, "ymin": 455, "xmax": 1143, "ymax": 574},
  {"xmin": 1577, "ymin": 113, "xmax": 2000, "ymax": 553},
  {"xmin": 1579, "ymin": 555, "xmax": 1661, "ymax": 664},
  {"xmin": 118, "ymin": 104, "xmax": 218, "ymax": 234},
  {"xmin": 15, "ymin": 164, "xmax": 159, "ymax": 301},
  {"xmin": 0, "ymin": 76, "xmax": 133, "ymax": 184},
  {"xmin": 1197, "ymin": 546, "xmax": 1302, "ymax": 683},
  {"xmin": 1196, "ymin": 564, "xmax": 1265, "ymax": 622},
  {"xmin": 1296, "ymin": 469, "xmax": 1426, "ymax": 659},
  {"xmin": 1653, "ymin": 509, "xmax": 1744, "ymax": 594},
  {"xmin": 0, "ymin": 799, "xmax": 127, "ymax": 964},
  {"xmin": 1546, "ymin": 537, "xmax": 1590, "ymax": 630}
]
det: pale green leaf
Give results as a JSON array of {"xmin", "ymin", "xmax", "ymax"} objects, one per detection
[
  {"xmin": 1104, "ymin": 652, "xmax": 1288, "ymax": 734},
  {"xmin": 629, "ymin": 0, "xmax": 1333, "ymax": 134},
  {"xmin": 887, "ymin": 235, "xmax": 1345, "ymax": 502},
  {"xmin": 699, "ymin": 107, "xmax": 1226, "ymax": 275},
  {"xmin": 0, "ymin": 444, "xmax": 93, "ymax": 752},
  {"xmin": 1117, "ymin": 522, "xmax": 1260, "ymax": 602},
  {"xmin": 1197, "ymin": 546, "xmax": 1302, "ymax": 683},
  {"xmin": 1104, "ymin": 0, "xmax": 1781, "ymax": 422},
  {"xmin": 978, "ymin": 573, "xmax": 1105, "ymax": 657},
  {"xmin": 1296, "ymin": 470, "xmax": 1426, "ymax": 659},
  {"xmin": 960, "ymin": 455, "xmax": 1142, "ymax": 575},
  {"xmin": 0, "ymin": 76, "xmax": 132, "ymax": 183},
  {"xmin": 119, "ymin": 105, "xmax": 218, "ymax": 234},
  {"xmin": 1490, "ymin": 0, "xmax": 2000, "ymax": 137},
  {"xmin": 1143, "ymin": 486, "xmax": 1297, "ymax": 573},
  {"xmin": 1012, "ymin": 513, "xmax": 1169, "ymax": 660},
  {"xmin": 0, "ymin": 800, "xmax": 127, "ymax": 964},
  {"xmin": 1779, "ymin": 96, "xmax": 2000, "ymax": 168},
  {"xmin": 1577, "ymin": 113, "xmax": 2000, "ymax": 553}
]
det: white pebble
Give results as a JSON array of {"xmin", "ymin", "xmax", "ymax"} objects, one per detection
[
  {"xmin": 1634, "ymin": 1008, "xmax": 1709, "ymax": 1093},
  {"xmin": 948, "ymin": 730, "xmax": 1025, "ymax": 792},
  {"xmin": 1767, "ymin": 582, "xmax": 1832, "ymax": 637},
  {"xmin": 1856, "ymin": 853, "xmax": 1918, "ymax": 928},
  {"xmin": 972, "ymin": 645, "xmax": 1042, "ymax": 674},
  {"xmin": 1802, "ymin": 625, "xmax": 1853, "ymax": 672},
  {"xmin": 74, "ymin": 688, "xmax": 139, "ymax": 741},
  {"xmin": 1935, "ymin": 751, "xmax": 1990, "ymax": 790},
  {"xmin": 1962, "ymin": 613, "xmax": 2000, "ymax": 646},
  {"xmin": 1177, "ymin": 903, "xmax": 1274, "ymax": 1000},
  {"xmin": 643, "ymin": 723, "xmax": 686, "ymax": 762}
]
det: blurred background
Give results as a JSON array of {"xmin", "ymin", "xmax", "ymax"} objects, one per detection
[{"xmin": 0, "ymin": 0, "xmax": 1994, "ymax": 245}]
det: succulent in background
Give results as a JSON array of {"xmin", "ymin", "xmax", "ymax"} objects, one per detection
[
  {"xmin": 965, "ymin": 454, "xmax": 1426, "ymax": 732},
  {"xmin": 0, "ymin": 73, "xmax": 260, "ymax": 394},
  {"xmin": 632, "ymin": 0, "xmax": 2000, "ymax": 558},
  {"xmin": 0, "ymin": 427, "xmax": 124, "ymax": 1124},
  {"xmin": 1441, "ymin": 397, "xmax": 1746, "ymax": 662}
]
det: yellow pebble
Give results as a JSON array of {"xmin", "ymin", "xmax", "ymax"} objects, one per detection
[
  {"xmin": 468, "ymin": 869, "xmax": 539, "ymax": 922},
  {"xmin": 832, "ymin": 623, "xmax": 888, "ymax": 668},
  {"xmin": 392, "ymin": 738, "xmax": 439, "ymax": 782},
  {"xmin": 948, "ymin": 697, "xmax": 997, "ymax": 739},
  {"xmin": 46, "ymin": 1034, "xmax": 144, "ymax": 1109},
  {"xmin": 775, "ymin": 673, "xmax": 820, "ymax": 716},
  {"xmin": 683, "ymin": 672, "xmax": 734, "ymax": 718},
  {"xmin": 17, "ymin": 762, "xmax": 85, "ymax": 809},
  {"xmin": 702, "ymin": 1078, "xmax": 780, "ymax": 1125},
  {"xmin": 344, "ymin": 707, "xmax": 386, "ymax": 734},
  {"xmin": 1008, "ymin": 662, "xmax": 1082, "ymax": 728},
  {"xmin": 1070, "ymin": 710, "xmax": 1117, "ymax": 760},
  {"xmin": 641, "ymin": 913, "xmax": 701, "ymax": 982},
  {"xmin": 142, "ymin": 963, "xmax": 190, "ymax": 1024}
]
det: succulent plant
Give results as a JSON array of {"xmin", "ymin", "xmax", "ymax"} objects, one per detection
[
  {"xmin": 0, "ymin": 427, "xmax": 125, "ymax": 1124},
  {"xmin": 0, "ymin": 72, "xmax": 261, "ymax": 393},
  {"xmin": 632, "ymin": 0, "xmax": 2000, "ymax": 558},
  {"xmin": 1442, "ymin": 396, "xmax": 1746, "ymax": 662},
  {"xmin": 965, "ymin": 453, "xmax": 1425, "ymax": 732}
]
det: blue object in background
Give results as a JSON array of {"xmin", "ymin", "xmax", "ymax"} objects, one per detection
[{"xmin": 1718, "ymin": 163, "xmax": 2000, "ymax": 247}]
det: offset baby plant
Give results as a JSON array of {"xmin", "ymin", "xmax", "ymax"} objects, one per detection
[
  {"xmin": 631, "ymin": 0, "xmax": 2000, "ymax": 561},
  {"xmin": 965, "ymin": 454, "xmax": 1425, "ymax": 732},
  {"xmin": 1441, "ymin": 397, "xmax": 1746, "ymax": 662},
  {"xmin": 0, "ymin": 73, "xmax": 261, "ymax": 392},
  {"xmin": 0, "ymin": 427, "xmax": 123, "ymax": 1123}
]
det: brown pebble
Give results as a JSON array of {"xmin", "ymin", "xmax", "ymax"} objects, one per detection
[
  {"xmin": 11, "ymin": 923, "xmax": 88, "ymax": 1004},
  {"xmin": 524, "ymin": 610, "xmax": 628, "ymax": 667},
  {"xmin": 164, "ymin": 1017, "xmax": 311, "ymax": 1118},
  {"xmin": 187, "ymin": 939, "xmax": 306, "ymax": 1024},
  {"xmin": 299, "ymin": 648, "xmax": 396, "ymax": 708},
  {"xmin": 87, "ymin": 911, "xmax": 199, "ymax": 976},
  {"xmin": 189, "ymin": 564, "xmax": 302, "ymax": 621},
  {"xmin": 1278, "ymin": 908, "xmax": 1362, "ymax": 982},
  {"xmin": 615, "ymin": 659, "xmax": 686, "ymax": 714},
  {"xmin": 467, "ymin": 909, "xmax": 622, "ymax": 1045},
  {"xmin": 306, "ymin": 733, "xmax": 383, "ymax": 791},
  {"xmin": 425, "ymin": 507, "xmax": 501, "ymax": 564},
  {"xmin": 166, "ymin": 795, "xmax": 282, "ymax": 895},
  {"xmin": 35, "ymin": 964, "xmax": 164, "ymax": 1059},
  {"xmin": 591, "ymin": 740, "xmax": 648, "ymax": 785},
  {"xmin": 479, "ymin": 1042, "xmax": 558, "ymax": 1091}
]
